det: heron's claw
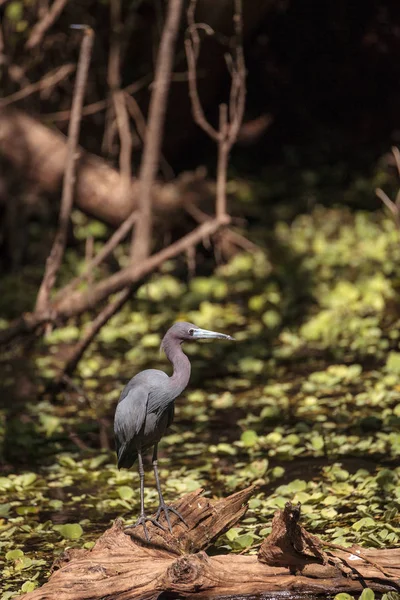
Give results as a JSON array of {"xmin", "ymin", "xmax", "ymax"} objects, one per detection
[
  {"xmin": 155, "ymin": 503, "xmax": 188, "ymax": 534},
  {"xmin": 125, "ymin": 514, "xmax": 166, "ymax": 541}
]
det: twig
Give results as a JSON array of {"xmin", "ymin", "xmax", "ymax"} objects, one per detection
[
  {"xmin": 392, "ymin": 146, "xmax": 400, "ymax": 177},
  {"xmin": 376, "ymin": 187, "xmax": 400, "ymax": 228},
  {"xmin": 26, "ymin": 0, "xmax": 69, "ymax": 50},
  {"xmin": 185, "ymin": 37, "xmax": 219, "ymax": 140},
  {"xmin": 35, "ymin": 26, "xmax": 94, "ymax": 317},
  {"xmin": 216, "ymin": 103, "xmax": 229, "ymax": 218},
  {"xmin": 0, "ymin": 63, "xmax": 75, "ymax": 108},
  {"xmin": 124, "ymin": 92, "xmax": 175, "ymax": 181},
  {"xmin": 131, "ymin": 0, "xmax": 184, "ymax": 261},
  {"xmin": 44, "ymin": 75, "xmax": 151, "ymax": 121},
  {"xmin": 185, "ymin": 203, "xmax": 259, "ymax": 253},
  {"xmin": 107, "ymin": 0, "xmax": 133, "ymax": 213},
  {"xmin": 376, "ymin": 146, "xmax": 400, "ymax": 231},
  {"xmin": 57, "ymin": 211, "xmax": 138, "ymax": 298}
]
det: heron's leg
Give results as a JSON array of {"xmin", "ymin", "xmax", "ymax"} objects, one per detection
[
  {"xmin": 138, "ymin": 449, "xmax": 146, "ymax": 519},
  {"xmin": 125, "ymin": 449, "xmax": 165, "ymax": 541},
  {"xmin": 152, "ymin": 444, "xmax": 188, "ymax": 533}
]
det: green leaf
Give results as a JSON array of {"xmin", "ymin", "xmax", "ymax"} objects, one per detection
[
  {"xmin": 386, "ymin": 352, "xmax": 400, "ymax": 374},
  {"xmin": 235, "ymin": 533, "xmax": 254, "ymax": 548},
  {"xmin": 352, "ymin": 517, "xmax": 376, "ymax": 531},
  {"xmin": 321, "ymin": 507, "xmax": 338, "ymax": 519},
  {"xmin": 286, "ymin": 479, "xmax": 307, "ymax": 493},
  {"xmin": 53, "ymin": 523, "xmax": 84, "ymax": 540},
  {"xmin": 6, "ymin": 549, "xmax": 24, "ymax": 560},
  {"xmin": 117, "ymin": 486, "xmax": 134, "ymax": 500},
  {"xmin": 334, "ymin": 595, "xmax": 354, "ymax": 600},
  {"xmin": 216, "ymin": 443, "xmax": 237, "ymax": 455},
  {"xmin": 359, "ymin": 589, "xmax": 375, "ymax": 600},
  {"xmin": 39, "ymin": 414, "xmax": 61, "ymax": 437},
  {"xmin": 241, "ymin": 430, "xmax": 259, "ymax": 447},
  {"xmin": 226, "ymin": 527, "xmax": 241, "ymax": 541},
  {"xmin": 0, "ymin": 503, "xmax": 11, "ymax": 517},
  {"xmin": 311, "ymin": 435, "xmax": 324, "ymax": 451},
  {"xmin": 16, "ymin": 473, "xmax": 37, "ymax": 488},
  {"xmin": 21, "ymin": 581, "xmax": 38, "ymax": 593}
]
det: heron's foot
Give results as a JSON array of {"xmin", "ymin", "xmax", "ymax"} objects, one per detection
[
  {"xmin": 125, "ymin": 513, "xmax": 166, "ymax": 541},
  {"xmin": 155, "ymin": 502, "xmax": 188, "ymax": 534}
]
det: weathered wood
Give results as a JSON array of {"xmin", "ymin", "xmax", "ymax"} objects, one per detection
[{"xmin": 19, "ymin": 488, "xmax": 400, "ymax": 600}]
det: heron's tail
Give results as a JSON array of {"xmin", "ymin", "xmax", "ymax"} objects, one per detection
[{"xmin": 116, "ymin": 442, "xmax": 137, "ymax": 469}]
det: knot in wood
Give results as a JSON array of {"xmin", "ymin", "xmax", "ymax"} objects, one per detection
[{"xmin": 167, "ymin": 555, "xmax": 201, "ymax": 585}]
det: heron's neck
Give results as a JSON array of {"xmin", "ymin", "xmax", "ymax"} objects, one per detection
[{"xmin": 165, "ymin": 342, "xmax": 191, "ymax": 398}]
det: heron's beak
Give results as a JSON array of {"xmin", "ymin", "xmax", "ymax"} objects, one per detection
[{"xmin": 191, "ymin": 328, "xmax": 235, "ymax": 341}]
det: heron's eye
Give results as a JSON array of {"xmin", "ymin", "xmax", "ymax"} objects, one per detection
[{"xmin": 188, "ymin": 328, "xmax": 194, "ymax": 336}]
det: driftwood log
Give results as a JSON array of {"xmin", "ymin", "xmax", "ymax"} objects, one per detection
[{"xmin": 20, "ymin": 486, "xmax": 400, "ymax": 600}]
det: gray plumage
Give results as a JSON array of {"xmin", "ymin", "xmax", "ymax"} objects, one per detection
[{"xmin": 113, "ymin": 320, "xmax": 234, "ymax": 540}]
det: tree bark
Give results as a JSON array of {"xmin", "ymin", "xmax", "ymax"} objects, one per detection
[
  {"xmin": 19, "ymin": 487, "xmax": 400, "ymax": 600},
  {"xmin": 0, "ymin": 108, "xmax": 211, "ymax": 226}
]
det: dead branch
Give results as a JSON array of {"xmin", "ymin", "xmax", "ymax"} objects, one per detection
[
  {"xmin": 25, "ymin": 0, "xmax": 69, "ymax": 50},
  {"xmin": 59, "ymin": 211, "xmax": 138, "ymax": 297},
  {"xmin": 108, "ymin": 0, "xmax": 132, "ymax": 190},
  {"xmin": 185, "ymin": 203, "xmax": 260, "ymax": 254},
  {"xmin": 54, "ymin": 214, "xmax": 230, "ymax": 318},
  {"xmin": 0, "ymin": 64, "xmax": 75, "ymax": 109},
  {"xmin": 124, "ymin": 92, "xmax": 175, "ymax": 181},
  {"xmin": 376, "ymin": 146, "xmax": 400, "ymax": 230},
  {"xmin": 44, "ymin": 75, "xmax": 151, "ymax": 121},
  {"xmin": 216, "ymin": 102, "xmax": 229, "ymax": 218},
  {"xmin": 131, "ymin": 0, "xmax": 184, "ymax": 261},
  {"xmin": 35, "ymin": 27, "xmax": 94, "ymax": 316},
  {"xmin": 0, "ymin": 214, "xmax": 230, "ymax": 346},
  {"xmin": 185, "ymin": 0, "xmax": 246, "ymax": 241}
]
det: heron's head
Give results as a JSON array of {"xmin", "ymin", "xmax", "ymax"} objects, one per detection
[{"xmin": 161, "ymin": 321, "xmax": 234, "ymax": 352}]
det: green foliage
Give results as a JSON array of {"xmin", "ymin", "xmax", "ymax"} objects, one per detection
[
  {"xmin": 2, "ymin": 205, "xmax": 400, "ymax": 594},
  {"xmin": 53, "ymin": 524, "xmax": 84, "ymax": 540}
]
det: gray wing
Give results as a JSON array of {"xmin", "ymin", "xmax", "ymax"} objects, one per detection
[{"xmin": 114, "ymin": 381, "xmax": 149, "ymax": 469}]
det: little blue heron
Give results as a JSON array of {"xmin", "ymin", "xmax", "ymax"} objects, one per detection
[{"xmin": 114, "ymin": 321, "xmax": 234, "ymax": 539}]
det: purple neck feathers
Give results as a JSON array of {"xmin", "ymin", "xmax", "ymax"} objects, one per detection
[{"xmin": 163, "ymin": 338, "xmax": 191, "ymax": 397}]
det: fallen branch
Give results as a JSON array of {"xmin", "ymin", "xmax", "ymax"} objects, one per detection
[
  {"xmin": 0, "ymin": 108, "xmax": 211, "ymax": 226},
  {"xmin": 19, "ymin": 489, "xmax": 400, "ymax": 600}
]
